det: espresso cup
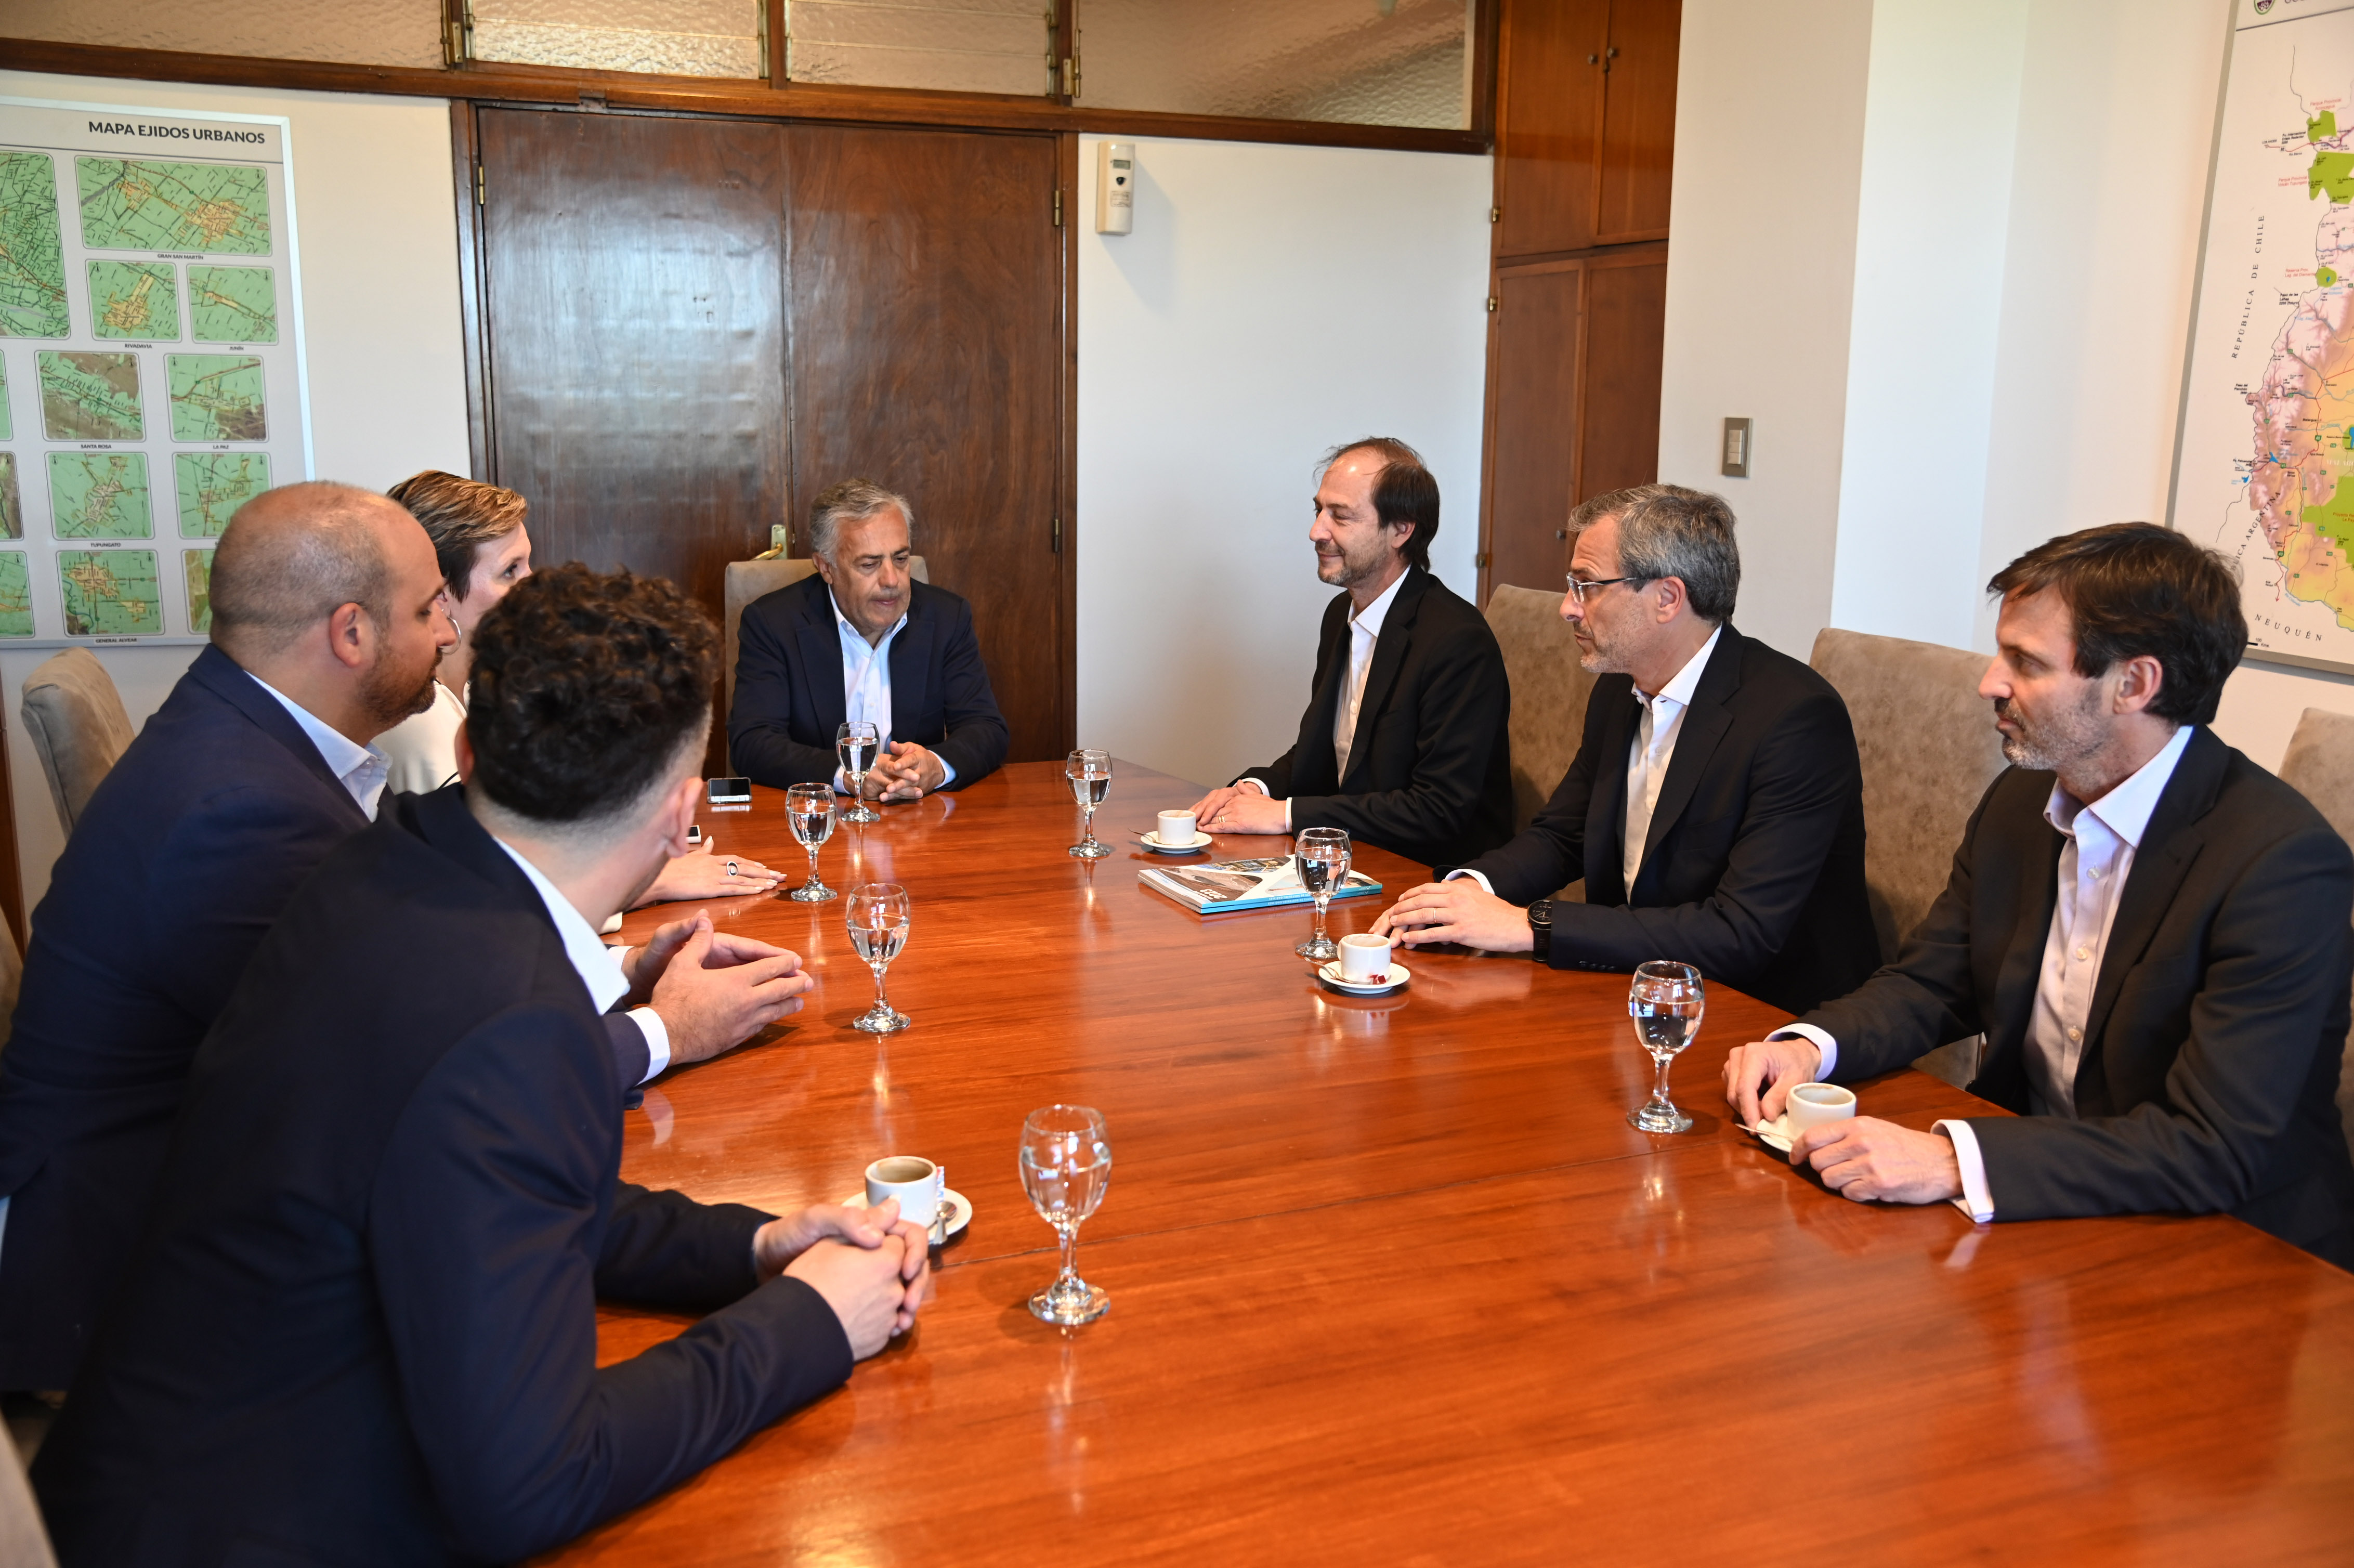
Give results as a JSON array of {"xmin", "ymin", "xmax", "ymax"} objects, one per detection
[
  {"xmin": 865, "ymin": 1155, "xmax": 944, "ymax": 1232},
  {"xmin": 1157, "ymin": 809, "xmax": 1198, "ymax": 844},
  {"xmin": 1338, "ymin": 931, "xmax": 1393, "ymax": 983},
  {"xmin": 1782, "ymin": 1082, "xmax": 1857, "ymax": 1142}
]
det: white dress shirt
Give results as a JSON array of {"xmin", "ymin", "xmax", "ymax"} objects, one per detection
[
  {"xmin": 832, "ymin": 592, "xmax": 954, "ymax": 793},
  {"xmin": 1241, "ymin": 570, "xmax": 1407, "ymax": 830},
  {"xmin": 1774, "ymin": 723, "xmax": 2192, "ymax": 1222},
  {"xmin": 490, "ymin": 838, "xmax": 672, "ymax": 1083},
  {"xmin": 376, "ymin": 680, "xmax": 468, "ymax": 796},
  {"xmin": 1449, "ymin": 626, "xmax": 1722, "ymax": 899},
  {"xmin": 246, "ymin": 671, "xmax": 391, "ymax": 819}
]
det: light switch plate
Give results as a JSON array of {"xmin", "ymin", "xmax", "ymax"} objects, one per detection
[{"xmin": 1722, "ymin": 417, "xmax": 1752, "ymax": 478}]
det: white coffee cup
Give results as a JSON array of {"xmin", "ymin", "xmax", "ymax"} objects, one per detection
[
  {"xmin": 1782, "ymin": 1082, "xmax": 1857, "ymax": 1141},
  {"xmin": 865, "ymin": 1155, "xmax": 944, "ymax": 1232},
  {"xmin": 1157, "ymin": 809, "xmax": 1198, "ymax": 845},
  {"xmin": 1338, "ymin": 931, "xmax": 1393, "ymax": 984}
]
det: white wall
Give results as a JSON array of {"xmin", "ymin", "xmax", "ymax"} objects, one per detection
[
  {"xmin": 0, "ymin": 70, "xmax": 471, "ymax": 913},
  {"xmin": 1655, "ymin": 0, "xmax": 1874, "ymax": 661},
  {"xmin": 1074, "ymin": 134, "xmax": 1493, "ymax": 789}
]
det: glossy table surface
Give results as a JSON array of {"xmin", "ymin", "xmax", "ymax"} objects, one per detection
[{"xmin": 545, "ymin": 761, "xmax": 2354, "ymax": 1566}]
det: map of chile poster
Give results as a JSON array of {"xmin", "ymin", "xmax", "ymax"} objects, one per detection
[{"xmin": 0, "ymin": 98, "xmax": 310, "ymax": 644}]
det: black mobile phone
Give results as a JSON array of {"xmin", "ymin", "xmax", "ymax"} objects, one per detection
[
  {"xmin": 707, "ymin": 777, "xmax": 752, "ymax": 805},
  {"xmin": 686, "ymin": 824, "xmax": 703, "ymax": 845}
]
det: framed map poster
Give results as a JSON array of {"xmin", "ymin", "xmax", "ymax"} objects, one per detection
[{"xmin": 0, "ymin": 96, "xmax": 311, "ymax": 645}]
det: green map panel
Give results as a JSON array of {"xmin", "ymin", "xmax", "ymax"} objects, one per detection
[
  {"xmin": 47, "ymin": 452, "xmax": 152, "ymax": 539},
  {"xmin": 38, "ymin": 351, "xmax": 142, "ymax": 441},
  {"xmin": 167, "ymin": 354, "xmax": 265, "ymax": 442},
  {"xmin": 174, "ymin": 451, "xmax": 270, "ymax": 537},
  {"xmin": 0, "ymin": 453, "xmax": 19, "ymax": 540},
  {"xmin": 58, "ymin": 549, "xmax": 161, "ymax": 636},
  {"xmin": 188, "ymin": 265, "xmax": 276, "ymax": 344},
  {"xmin": 0, "ymin": 553, "xmax": 31, "ymax": 638},
  {"xmin": 88, "ymin": 260, "xmax": 179, "ymax": 341},
  {"xmin": 185, "ymin": 548, "xmax": 212, "ymax": 634},
  {"xmin": 0, "ymin": 151, "xmax": 69, "ymax": 338},
  {"xmin": 75, "ymin": 159, "xmax": 270, "ymax": 255}
]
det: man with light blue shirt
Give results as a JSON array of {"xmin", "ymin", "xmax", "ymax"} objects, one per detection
[
  {"xmin": 728, "ymin": 479, "xmax": 1010, "ymax": 799},
  {"xmin": 1723, "ymin": 523, "xmax": 2354, "ymax": 1267}
]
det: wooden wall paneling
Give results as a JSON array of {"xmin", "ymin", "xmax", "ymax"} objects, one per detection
[
  {"xmin": 782, "ymin": 124, "xmax": 1067, "ymax": 764},
  {"xmin": 476, "ymin": 108, "xmax": 792, "ymax": 774},
  {"xmin": 447, "ymin": 101, "xmax": 493, "ymax": 481},
  {"xmin": 1483, "ymin": 259, "xmax": 1585, "ymax": 595},
  {"xmin": 1573, "ymin": 249, "xmax": 1668, "ymax": 505},
  {"xmin": 1056, "ymin": 131, "xmax": 1080, "ymax": 754},
  {"xmin": 1493, "ymin": 0, "xmax": 1609, "ymax": 259},
  {"xmin": 1468, "ymin": 0, "xmax": 1503, "ymax": 146},
  {"xmin": 1594, "ymin": 0, "xmax": 1681, "ymax": 244}
]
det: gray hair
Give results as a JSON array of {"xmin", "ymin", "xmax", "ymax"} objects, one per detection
[
  {"xmin": 210, "ymin": 481, "xmax": 397, "ymax": 653},
  {"xmin": 808, "ymin": 478, "xmax": 914, "ymax": 560},
  {"xmin": 1568, "ymin": 483, "xmax": 1740, "ymax": 623}
]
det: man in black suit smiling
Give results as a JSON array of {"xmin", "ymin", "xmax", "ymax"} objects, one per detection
[
  {"xmin": 1188, "ymin": 437, "xmax": 1515, "ymax": 872},
  {"xmin": 36, "ymin": 565, "xmax": 931, "ymax": 1566},
  {"xmin": 1375, "ymin": 485, "xmax": 1879, "ymax": 1016}
]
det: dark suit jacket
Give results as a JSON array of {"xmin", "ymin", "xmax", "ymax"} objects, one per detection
[
  {"xmin": 1455, "ymin": 625, "xmax": 1879, "ymax": 1016},
  {"xmin": 1800, "ymin": 727, "xmax": 2354, "ymax": 1267},
  {"xmin": 728, "ymin": 574, "xmax": 1010, "ymax": 790},
  {"xmin": 1239, "ymin": 567, "xmax": 1514, "ymax": 872},
  {"xmin": 34, "ymin": 786, "xmax": 854, "ymax": 1566},
  {"xmin": 0, "ymin": 646, "xmax": 652, "ymax": 1393}
]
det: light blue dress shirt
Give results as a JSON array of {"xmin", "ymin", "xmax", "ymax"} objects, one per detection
[{"xmin": 832, "ymin": 592, "xmax": 956, "ymax": 792}]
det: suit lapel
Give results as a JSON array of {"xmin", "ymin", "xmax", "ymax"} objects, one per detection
[
  {"xmin": 186, "ymin": 645, "xmax": 368, "ymax": 822},
  {"xmin": 887, "ymin": 591, "xmax": 935, "ymax": 737},
  {"xmin": 795, "ymin": 584, "xmax": 849, "ymax": 741},
  {"xmin": 1989, "ymin": 813, "xmax": 2063, "ymax": 1072},
  {"xmin": 1585, "ymin": 678, "xmax": 1636, "ymax": 903},
  {"xmin": 1338, "ymin": 570, "xmax": 1429, "ymax": 790},
  {"xmin": 1631, "ymin": 628, "xmax": 1742, "ymax": 887}
]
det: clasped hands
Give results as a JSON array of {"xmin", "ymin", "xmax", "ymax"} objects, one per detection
[
  {"xmin": 1721, "ymin": 1036, "xmax": 1963, "ymax": 1205},
  {"xmin": 618, "ymin": 912, "xmax": 814, "ymax": 1066},
  {"xmin": 1185, "ymin": 781, "xmax": 1288, "ymax": 834},
  {"xmin": 754, "ymin": 1200, "xmax": 932, "ymax": 1356},
  {"xmin": 862, "ymin": 740, "xmax": 948, "ymax": 802}
]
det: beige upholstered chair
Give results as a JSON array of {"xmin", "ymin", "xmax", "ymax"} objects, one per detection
[
  {"xmin": 1481, "ymin": 584, "xmax": 1594, "ymax": 831},
  {"xmin": 1810, "ymin": 628, "xmax": 2006, "ymax": 1087},
  {"xmin": 0, "ymin": 1409, "xmax": 57, "ymax": 1567},
  {"xmin": 21, "ymin": 648, "xmax": 135, "ymax": 838},
  {"xmin": 720, "ymin": 555, "xmax": 930, "ymax": 753},
  {"xmin": 2274, "ymin": 707, "xmax": 2354, "ymax": 1153}
]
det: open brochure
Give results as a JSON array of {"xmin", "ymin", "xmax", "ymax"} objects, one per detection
[{"xmin": 1139, "ymin": 856, "xmax": 1383, "ymax": 916}]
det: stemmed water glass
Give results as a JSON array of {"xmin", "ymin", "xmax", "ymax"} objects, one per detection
[
  {"xmin": 1066, "ymin": 750, "xmax": 1112, "ymax": 858},
  {"xmin": 837, "ymin": 721, "xmax": 881, "ymax": 824},
  {"xmin": 1019, "ymin": 1104, "xmax": 1112, "ymax": 1325},
  {"xmin": 1293, "ymin": 826, "xmax": 1351, "ymax": 961},
  {"xmin": 1627, "ymin": 960, "xmax": 1705, "ymax": 1133},
  {"xmin": 784, "ymin": 782, "xmax": 836, "ymax": 902},
  {"xmin": 845, "ymin": 882, "xmax": 911, "ymax": 1034}
]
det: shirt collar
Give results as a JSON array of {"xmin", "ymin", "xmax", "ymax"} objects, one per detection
[
  {"xmin": 244, "ymin": 670, "xmax": 386, "ymax": 791},
  {"xmin": 1350, "ymin": 569, "xmax": 1409, "ymax": 637},
  {"xmin": 2043, "ymin": 724, "xmax": 2192, "ymax": 849},
  {"xmin": 1641, "ymin": 625, "xmax": 1724, "ymax": 710},
  {"xmin": 489, "ymin": 837, "xmax": 629, "ymax": 1014},
  {"xmin": 831, "ymin": 592, "xmax": 908, "ymax": 654}
]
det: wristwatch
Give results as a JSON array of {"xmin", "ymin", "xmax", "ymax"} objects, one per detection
[{"xmin": 1527, "ymin": 899, "xmax": 1552, "ymax": 962}]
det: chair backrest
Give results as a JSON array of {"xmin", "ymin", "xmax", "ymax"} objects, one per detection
[
  {"xmin": 720, "ymin": 555, "xmax": 930, "ymax": 747},
  {"xmin": 1809, "ymin": 628, "xmax": 2006, "ymax": 963},
  {"xmin": 2274, "ymin": 706, "xmax": 2354, "ymax": 1155},
  {"xmin": 20, "ymin": 647, "xmax": 135, "ymax": 838},
  {"xmin": 1481, "ymin": 584, "xmax": 1594, "ymax": 831}
]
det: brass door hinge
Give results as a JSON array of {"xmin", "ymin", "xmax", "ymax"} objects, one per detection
[
  {"xmin": 1486, "ymin": 296, "xmax": 1498, "ymax": 313},
  {"xmin": 1053, "ymin": 189, "xmax": 1063, "ymax": 227},
  {"xmin": 1051, "ymin": 515, "xmax": 1062, "ymax": 554},
  {"xmin": 475, "ymin": 162, "xmax": 485, "ymax": 206},
  {"xmin": 1489, "ymin": 205, "xmax": 1501, "ymax": 223},
  {"xmin": 1475, "ymin": 551, "xmax": 1492, "ymax": 567},
  {"xmin": 1060, "ymin": 57, "xmax": 1077, "ymax": 97}
]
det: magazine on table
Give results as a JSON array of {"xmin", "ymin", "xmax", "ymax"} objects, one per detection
[{"xmin": 1139, "ymin": 855, "xmax": 1383, "ymax": 916}]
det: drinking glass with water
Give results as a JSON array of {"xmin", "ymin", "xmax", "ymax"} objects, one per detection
[{"xmin": 1626, "ymin": 959, "xmax": 1705, "ymax": 1134}]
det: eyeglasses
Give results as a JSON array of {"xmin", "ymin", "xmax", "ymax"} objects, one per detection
[{"xmin": 1565, "ymin": 574, "xmax": 1642, "ymax": 604}]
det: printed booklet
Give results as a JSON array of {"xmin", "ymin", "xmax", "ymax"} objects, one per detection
[{"xmin": 1139, "ymin": 856, "xmax": 1383, "ymax": 916}]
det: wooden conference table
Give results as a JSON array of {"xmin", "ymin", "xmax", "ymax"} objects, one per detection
[{"xmin": 550, "ymin": 761, "xmax": 2354, "ymax": 1565}]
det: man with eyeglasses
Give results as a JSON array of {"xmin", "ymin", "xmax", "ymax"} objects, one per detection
[{"xmin": 1372, "ymin": 484, "xmax": 1879, "ymax": 1015}]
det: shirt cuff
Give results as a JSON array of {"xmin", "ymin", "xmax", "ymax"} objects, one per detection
[
  {"xmin": 833, "ymin": 766, "xmax": 851, "ymax": 794},
  {"xmin": 938, "ymin": 756, "xmax": 957, "ymax": 788},
  {"xmin": 1445, "ymin": 868, "xmax": 1496, "ymax": 894},
  {"xmin": 1767, "ymin": 1022, "xmax": 1837, "ymax": 1080},
  {"xmin": 1237, "ymin": 777, "xmax": 1291, "ymax": 829},
  {"xmin": 630, "ymin": 1006, "xmax": 671, "ymax": 1083},
  {"xmin": 1934, "ymin": 1120, "xmax": 1995, "ymax": 1221}
]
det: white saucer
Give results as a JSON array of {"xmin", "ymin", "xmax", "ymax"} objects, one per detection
[
  {"xmin": 1141, "ymin": 829, "xmax": 1213, "ymax": 853},
  {"xmin": 842, "ymin": 1186, "xmax": 972, "ymax": 1239},
  {"xmin": 1748, "ymin": 1119, "xmax": 1795, "ymax": 1153},
  {"xmin": 1316, "ymin": 959, "xmax": 1410, "ymax": 995}
]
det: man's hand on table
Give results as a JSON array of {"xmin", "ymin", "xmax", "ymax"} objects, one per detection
[
  {"xmin": 1721, "ymin": 1035, "xmax": 1824, "ymax": 1127},
  {"xmin": 869, "ymin": 740, "xmax": 947, "ymax": 801},
  {"xmin": 1371, "ymin": 880, "xmax": 1532, "ymax": 951},
  {"xmin": 627, "ymin": 914, "xmax": 814, "ymax": 1065},
  {"xmin": 1188, "ymin": 783, "xmax": 1288, "ymax": 834},
  {"xmin": 757, "ymin": 1199, "xmax": 931, "ymax": 1354},
  {"xmin": 1791, "ymin": 1119, "xmax": 1963, "ymax": 1205}
]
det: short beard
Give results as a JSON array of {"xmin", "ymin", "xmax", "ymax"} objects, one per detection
[
  {"xmin": 1995, "ymin": 685, "xmax": 2105, "ymax": 775},
  {"xmin": 360, "ymin": 648, "xmax": 443, "ymax": 734}
]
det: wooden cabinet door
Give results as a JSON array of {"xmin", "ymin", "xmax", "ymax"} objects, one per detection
[
  {"xmin": 783, "ymin": 124, "xmax": 1066, "ymax": 765},
  {"xmin": 1494, "ymin": 0, "xmax": 1610, "ymax": 259},
  {"xmin": 1483, "ymin": 262, "xmax": 1584, "ymax": 594},
  {"xmin": 1596, "ymin": 0, "xmax": 1681, "ymax": 243},
  {"xmin": 1574, "ymin": 253, "xmax": 1668, "ymax": 499}
]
